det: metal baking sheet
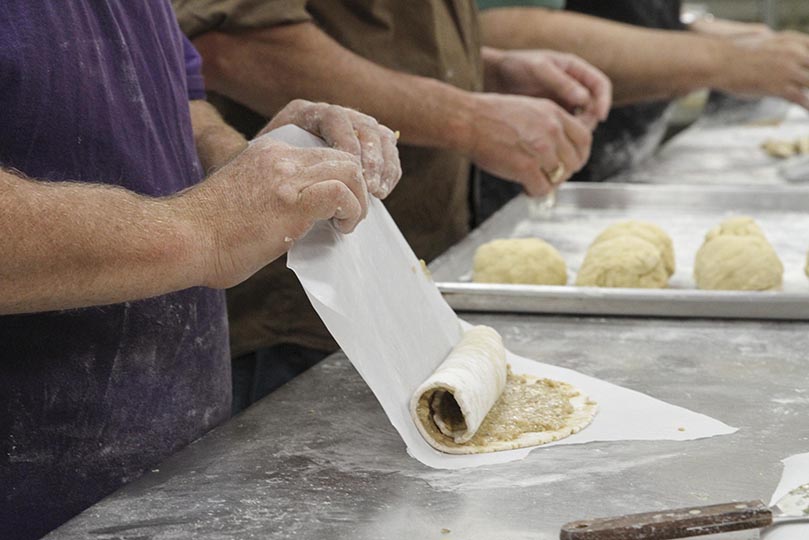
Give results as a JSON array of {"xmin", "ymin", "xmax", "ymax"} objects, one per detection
[{"xmin": 430, "ymin": 183, "xmax": 809, "ymax": 319}]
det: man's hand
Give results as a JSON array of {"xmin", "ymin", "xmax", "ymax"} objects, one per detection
[
  {"xmin": 483, "ymin": 47, "xmax": 612, "ymax": 129},
  {"xmin": 717, "ymin": 31, "xmax": 809, "ymax": 110},
  {"xmin": 259, "ymin": 99, "xmax": 402, "ymax": 199},
  {"xmin": 463, "ymin": 93, "xmax": 592, "ymax": 197},
  {"xmin": 181, "ymin": 135, "xmax": 368, "ymax": 289}
]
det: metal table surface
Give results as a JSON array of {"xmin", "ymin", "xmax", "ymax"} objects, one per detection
[
  {"xmin": 612, "ymin": 99, "xmax": 809, "ymax": 187},
  {"xmin": 47, "ymin": 314, "xmax": 809, "ymax": 540}
]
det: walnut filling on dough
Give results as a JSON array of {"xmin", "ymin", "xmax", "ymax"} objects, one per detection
[
  {"xmin": 469, "ymin": 373, "xmax": 576, "ymax": 445},
  {"xmin": 416, "ymin": 388, "xmax": 466, "ymax": 443},
  {"xmin": 417, "ymin": 368, "xmax": 585, "ymax": 448}
]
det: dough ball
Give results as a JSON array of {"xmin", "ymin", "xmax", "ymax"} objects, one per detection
[
  {"xmin": 798, "ymin": 135, "xmax": 809, "ymax": 155},
  {"xmin": 473, "ymin": 238, "xmax": 567, "ymax": 285},
  {"xmin": 575, "ymin": 236, "xmax": 669, "ymax": 289},
  {"xmin": 705, "ymin": 216, "xmax": 765, "ymax": 242},
  {"xmin": 806, "ymin": 250, "xmax": 809, "ymax": 279},
  {"xmin": 762, "ymin": 138, "xmax": 797, "ymax": 159},
  {"xmin": 762, "ymin": 136, "xmax": 809, "ymax": 158},
  {"xmin": 694, "ymin": 235, "xmax": 783, "ymax": 291},
  {"xmin": 592, "ymin": 220, "xmax": 675, "ymax": 276}
]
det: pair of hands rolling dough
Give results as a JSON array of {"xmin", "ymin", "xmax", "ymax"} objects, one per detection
[{"xmin": 476, "ymin": 48, "xmax": 611, "ymax": 196}]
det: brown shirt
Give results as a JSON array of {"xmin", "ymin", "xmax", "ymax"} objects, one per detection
[{"xmin": 174, "ymin": 0, "xmax": 483, "ymax": 355}]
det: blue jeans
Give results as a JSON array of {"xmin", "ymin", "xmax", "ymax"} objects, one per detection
[{"xmin": 231, "ymin": 344, "xmax": 330, "ymax": 415}]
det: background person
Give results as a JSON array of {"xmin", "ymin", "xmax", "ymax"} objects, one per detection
[{"xmin": 477, "ymin": 0, "xmax": 809, "ymax": 195}]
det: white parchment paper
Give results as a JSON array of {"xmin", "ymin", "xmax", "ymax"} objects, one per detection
[
  {"xmin": 764, "ymin": 453, "xmax": 809, "ymax": 540},
  {"xmin": 275, "ymin": 125, "xmax": 737, "ymax": 469}
]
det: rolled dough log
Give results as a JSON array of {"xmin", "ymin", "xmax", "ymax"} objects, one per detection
[{"xmin": 411, "ymin": 326, "xmax": 597, "ymax": 455}]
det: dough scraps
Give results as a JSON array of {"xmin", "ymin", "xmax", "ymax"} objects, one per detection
[{"xmin": 762, "ymin": 135, "xmax": 809, "ymax": 159}]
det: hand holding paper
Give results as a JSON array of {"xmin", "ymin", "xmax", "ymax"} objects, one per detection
[{"xmin": 274, "ymin": 124, "xmax": 736, "ymax": 469}]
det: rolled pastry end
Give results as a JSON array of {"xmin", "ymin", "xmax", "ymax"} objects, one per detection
[{"xmin": 411, "ymin": 326, "xmax": 507, "ymax": 446}]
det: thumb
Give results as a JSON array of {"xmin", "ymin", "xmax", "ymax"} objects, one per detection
[{"xmin": 299, "ymin": 179, "xmax": 364, "ymax": 234}]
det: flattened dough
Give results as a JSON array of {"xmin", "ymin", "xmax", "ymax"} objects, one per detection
[
  {"xmin": 411, "ymin": 326, "xmax": 597, "ymax": 455},
  {"xmin": 592, "ymin": 220, "xmax": 676, "ymax": 276},
  {"xmin": 473, "ymin": 238, "xmax": 567, "ymax": 285}
]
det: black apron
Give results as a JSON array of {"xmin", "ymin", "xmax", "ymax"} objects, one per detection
[{"xmin": 566, "ymin": 0, "xmax": 683, "ymax": 182}]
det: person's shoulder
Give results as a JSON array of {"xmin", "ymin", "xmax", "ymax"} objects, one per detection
[{"xmin": 170, "ymin": 0, "xmax": 311, "ymax": 39}]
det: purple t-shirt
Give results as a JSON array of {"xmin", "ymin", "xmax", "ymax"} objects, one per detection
[{"xmin": 0, "ymin": 2, "xmax": 230, "ymax": 538}]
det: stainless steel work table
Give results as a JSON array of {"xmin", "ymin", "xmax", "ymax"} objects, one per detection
[
  {"xmin": 47, "ymin": 313, "xmax": 809, "ymax": 540},
  {"xmin": 612, "ymin": 100, "xmax": 809, "ymax": 187},
  {"xmin": 46, "ymin": 103, "xmax": 809, "ymax": 537}
]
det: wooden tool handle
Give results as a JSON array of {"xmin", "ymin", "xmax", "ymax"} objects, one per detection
[{"xmin": 560, "ymin": 500, "xmax": 772, "ymax": 540}]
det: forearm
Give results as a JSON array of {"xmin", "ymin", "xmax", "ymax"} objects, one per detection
[
  {"xmin": 480, "ymin": 8, "xmax": 731, "ymax": 104},
  {"xmin": 0, "ymin": 169, "xmax": 205, "ymax": 314},
  {"xmin": 193, "ymin": 23, "xmax": 475, "ymax": 152},
  {"xmin": 481, "ymin": 47, "xmax": 507, "ymax": 93},
  {"xmin": 190, "ymin": 99, "xmax": 248, "ymax": 173}
]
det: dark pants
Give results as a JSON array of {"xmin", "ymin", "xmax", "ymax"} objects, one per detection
[{"xmin": 231, "ymin": 344, "xmax": 330, "ymax": 415}]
